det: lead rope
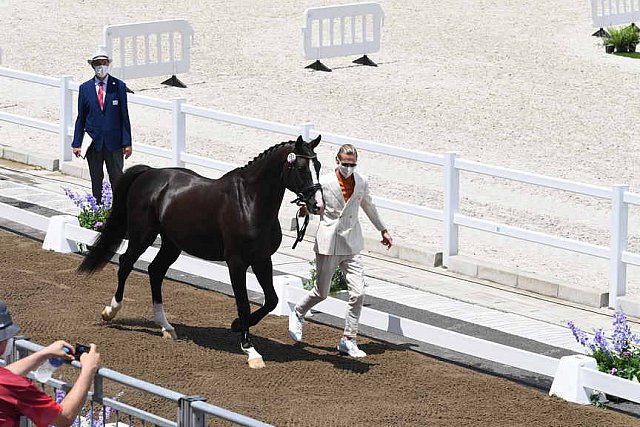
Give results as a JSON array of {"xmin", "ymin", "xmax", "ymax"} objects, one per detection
[{"xmin": 292, "ymin": 205, "xmax": 310, "ymax": 249}]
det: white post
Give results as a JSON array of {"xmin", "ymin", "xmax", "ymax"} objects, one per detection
[
  {"xmin": 42, "ymin": 215, "xmax": 80, "ymax": 253},
  {"xmin": 549, "ymin": 355, "xmax": 599, "ymax": 405},
  {"xmin": 442, "ymin": 152, "xmax": 460, "ymax": 267},
  {"xmin": 609, "ymin": 184, "xmax": 629, "ymax": 308},
  {"xmin": 171, "ymin": 98, "xmax": 186, "ymax": 167},
  {"xmin": 300, "ymin": 122, "xmax": 314, "ymax": 141},
  {"xmin": 58, "ymin": 75, "xmax": 73, "ymax": 164},
  {"xmin": 272, "ymin": 275, "xmax": 304, "ymax": 316}
]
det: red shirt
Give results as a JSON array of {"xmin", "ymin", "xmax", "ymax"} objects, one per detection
[{"xmin": 0, "ymin": 367, "xmax": 61, "ymax": 427}]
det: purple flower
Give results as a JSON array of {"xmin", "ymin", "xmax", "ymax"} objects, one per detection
[
  {"xmin": 610, "ymin": 368, "xmax": 618, "ymax": 375},
  {"xmin": 54, "ymin": 388, "xmax": 65, "ymax": 403},
  {"xmin": 612, "ymin": 310, "xmax": 634, "ymax": 353},
  {"xmin": 568, "ymin": 321, "xmax": 596, "ymax": 351},
  {"xmin": 101, "ymin": 181, "xmax": 113, "ymax": 210},
  {"xmin": 594, "ymin": 329, "xmax": 612, "ymax": 356}
]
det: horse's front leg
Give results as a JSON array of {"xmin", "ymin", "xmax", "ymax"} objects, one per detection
[
  {"xmin": 148, "ymin": 240, "xmax": 181, "ymax": 339},
  {"xmin": 228, "ymin": 258, "xmax": 265, "ymax": 369},
  {"xmin": 247, "ymin": 257, "xmax": 278, "ymax": 325}
]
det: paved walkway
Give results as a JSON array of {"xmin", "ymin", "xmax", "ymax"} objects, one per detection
[{"xmin": 0, "ymin": 159, "xmax": 633, "ymax": 358}]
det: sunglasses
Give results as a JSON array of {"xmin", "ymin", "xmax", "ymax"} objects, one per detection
[{"xmin": 340, "ymin": 162, "xmax": 357, "ymax": 168}]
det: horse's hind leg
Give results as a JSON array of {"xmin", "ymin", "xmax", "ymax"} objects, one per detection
[
  {"xmin": 101, "ymin": 231, "xmax": 157, "ymax": 321},
  {"xmin": 148, "ymin": 238, "xmax": 181, "ymax": 339}
]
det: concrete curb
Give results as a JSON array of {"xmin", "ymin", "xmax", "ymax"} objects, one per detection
[
  {"xmin": 446, "ymin": 255, "xmax": 609, "ymax": 308},
  {"xmin": 1, "ymin": 147, "xmax": 59, "ymax": 171}
]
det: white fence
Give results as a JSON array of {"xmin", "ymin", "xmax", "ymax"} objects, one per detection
[
  {"xmin": 103, "ymin": 19, "xmax": 194, "ymax": 81},
  {"xmin": 302, "ymin": 2, "xmax": 384, "ymax": 60},
  {"xmin": 4, "ymin": 203, "xmax": 640, "ymax": 405},
  {"xmin": 2, "ymin": 65, "xmax": 640, "ymax": 310},
  {"xmin": 590, "ymin": 0, "xmax": 640, "ymax": 27}
]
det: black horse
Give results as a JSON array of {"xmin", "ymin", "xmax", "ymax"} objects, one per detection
[{"xmin": 78, "ymin": 135, "xmax": 324, "ymax": 368}]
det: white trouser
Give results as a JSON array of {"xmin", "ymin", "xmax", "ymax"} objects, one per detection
[{"xmin": 295, "ymin": 253, "xmax": 366, "ymax": 338}]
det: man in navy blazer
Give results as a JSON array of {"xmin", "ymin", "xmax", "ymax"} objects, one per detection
[{"xmin": 71, "ymin": 49, "xmax": 132, "ymax": 204}]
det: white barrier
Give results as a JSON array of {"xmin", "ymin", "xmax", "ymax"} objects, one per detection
[
  {"xmin": 5, "ymin": 66, "xmax": 640, "ymax": 309},
  {"xmin": 103, "ymin": 19, "xmax": 194, "ymax": 87},
  {"xmin": 590, "ymin": 0, "xmax": 640, "ymax": 28},
  {"xmin": 550, "ymin": 355, "xmax": 640, "ymax": 404},
  {"xmin": 302, "ymin": 2, "xmax": 384, "ymax": 71}
]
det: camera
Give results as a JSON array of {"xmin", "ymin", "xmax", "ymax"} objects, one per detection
[{"xmin": 74, "ymin": 343, "xmax": 90, "ymax": 361}]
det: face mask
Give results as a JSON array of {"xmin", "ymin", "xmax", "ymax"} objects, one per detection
[
  {"xmin": 1, "ymin": 337, "xmax": 14, "ymax": 358},
  {"xmin": 95, "ymin": 65, "xmax": 109, "ymax": 79},
  {"xmin": 338, "ymin": 164, "xmax": 355, "ymax": 179}
]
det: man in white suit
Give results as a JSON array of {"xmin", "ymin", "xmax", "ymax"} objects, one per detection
[{"xmin": 288, "ymin": 144, "xmax": 393, "ymax": 358}]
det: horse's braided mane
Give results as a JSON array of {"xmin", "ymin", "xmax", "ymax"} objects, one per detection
[{"xmin": 239, "ymin": 140, "xmax": 293, "ymax": 170}]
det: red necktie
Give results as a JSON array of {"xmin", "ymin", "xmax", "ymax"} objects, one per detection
[{"xmin": 98, "ymin": 82, "xmax": 104, "ymax": 110}]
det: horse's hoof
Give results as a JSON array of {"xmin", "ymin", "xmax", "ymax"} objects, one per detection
[
  {"xmin": 247, "ymin": 357, "xmax": 265, "ymax": 369},
  {"xmin": 231, "ymin": 318, "xmax": 241, "ymax": 332},
  {"xmin": 101, "ymin": 306, "xmax": 115, "ymax": 321},
  {"xmin": 162, "ymin": 328, "xmax": 178, "ymax": 339}
]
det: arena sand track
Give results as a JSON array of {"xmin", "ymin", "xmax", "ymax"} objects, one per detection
[{"xmin": 0, "ymin": 230, "xmax": 638, "ymax": 426}]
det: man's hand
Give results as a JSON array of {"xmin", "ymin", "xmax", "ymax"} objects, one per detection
[
  {"xmin": 72, "ymin": 148, "xmax": 82, "ymax": 158},
  {"xmin": 298, "ymin": 205, "xmax": 309, "ymax": 217},
  {"xmin": 381, "ymin": 230, "xmax": 393, "ymax": 249},
  {"xmin": 79, "ymin": 344, "xmax": 100, "ymax": 374},
  {"xmin": 123, "ymin": 146, "xmax": 132, "ymax": 159},
  {"xmin": 43, "ymin": 340, "xmax": 74, "ymax": 362}
]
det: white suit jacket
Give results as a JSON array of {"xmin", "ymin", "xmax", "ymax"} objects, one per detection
[{"xmin": 314, "ymin": 170, "xmax": 386, "ymax": 256}]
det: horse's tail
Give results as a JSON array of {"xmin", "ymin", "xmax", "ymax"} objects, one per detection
[{"xmin": 77, "ymin": 164, "xmax": 151, "ymax": 274}]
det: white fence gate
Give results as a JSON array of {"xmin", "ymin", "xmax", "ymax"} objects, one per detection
[
  {"xmin": 103, "ymin": 19, "xmax": 194, "ymax": 87},
  {"xmin": 302, "ymin": 2, "xmax": 384, "ymax": 71},
  {"xmin": 590, "ymin": 0, "xmax": 640, "ymax": 28}
]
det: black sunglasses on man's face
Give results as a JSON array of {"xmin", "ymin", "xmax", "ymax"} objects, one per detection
[{"xmin": 340, "ymin": 162, "xmax": 357, "ymax": 168}]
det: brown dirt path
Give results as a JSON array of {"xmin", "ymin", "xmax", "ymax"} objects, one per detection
[{"xmin": 0, "ymin": 230, "xmax": 638, "ymax": 426}]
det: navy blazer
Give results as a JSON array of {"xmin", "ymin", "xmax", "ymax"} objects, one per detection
[{"xmin": 71, "ymin": 75, "xmax": 132, "ymax": 152}]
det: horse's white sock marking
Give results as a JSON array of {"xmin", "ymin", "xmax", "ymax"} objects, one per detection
[
  {"xmin": 102, "ymin": 296, "xmax": 123, "ymax": 320},
  {"xmin": 153, "ymin": 303, "xmax": 174, "ymax": 332}
]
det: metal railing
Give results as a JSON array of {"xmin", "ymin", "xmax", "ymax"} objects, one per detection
[{"xmin": 1, "ymin": 339, "xmax": 270, "ymax": 426}]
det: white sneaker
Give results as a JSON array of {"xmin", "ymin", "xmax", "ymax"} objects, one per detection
[
  {"xmin": 337, "ymin": 338, "xmax": 366, "ymax": 358},
  {"xmin": 288, "ymin": 311, "xmax": 304, "ymax": 342}
]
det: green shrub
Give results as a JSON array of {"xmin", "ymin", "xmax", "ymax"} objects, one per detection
[
  {"xmin": 304, "ymin": 260, "xmax": 348, "ymax": 294},
  {"xmin": 603, "ymin": 25, "xmax": 640, "ymax": 52}
]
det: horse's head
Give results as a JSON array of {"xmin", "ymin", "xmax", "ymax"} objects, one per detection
[{"xmin": 283, "ymin": 135, "xmax": 324, "ymax": 215}]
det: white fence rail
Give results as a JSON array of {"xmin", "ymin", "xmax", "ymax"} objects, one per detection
[
  {"xmin": 103, "ymin": 19, "xmax": 194, "ymax": 81},
  {"xmin": 6, "ymin": 205, "xmax": 640, "ymax": 405},
  {"xmin": 2, "ymin": 65, "xmax": 640, "ymax": 309},
  {"xmin": 302, "ymin": 2, "xmax": 384, "ymax": 59},
  {"xmin": 590, "ymin": 0, "xmax": 640, "ymax": 28}
]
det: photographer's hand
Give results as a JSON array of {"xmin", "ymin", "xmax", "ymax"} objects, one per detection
[
  {"xmin": 44, "ymin": 340, "xmax": 74, "ymax": 361},
  {"xmin": 6, "ymin": 340, "xmax": 73, "ymax": 376},
  {"xmin": 79, "ymin": 344, "xmax": 100, "ymax": 374},
  {"xmin": 55, "ymin": 344, "xmax": 101, "ymax": 426}
]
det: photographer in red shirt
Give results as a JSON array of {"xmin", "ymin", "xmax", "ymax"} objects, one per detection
[{"xmin": 0, "ymin": 300, "xmax": 100, "ymax": 427}]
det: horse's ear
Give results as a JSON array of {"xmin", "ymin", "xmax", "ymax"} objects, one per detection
[
  {"xmin": 295, "ymin": 135, "xmax": 303, "ymax": 149},
  {"xmin": 310, "ymin": 134, "xmax": 321, "ymax": 148}
]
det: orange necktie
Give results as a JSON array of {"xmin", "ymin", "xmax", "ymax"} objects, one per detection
[{"xmin": 98, "ymin": 82, "xmax": 104, "ymax": 110}]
